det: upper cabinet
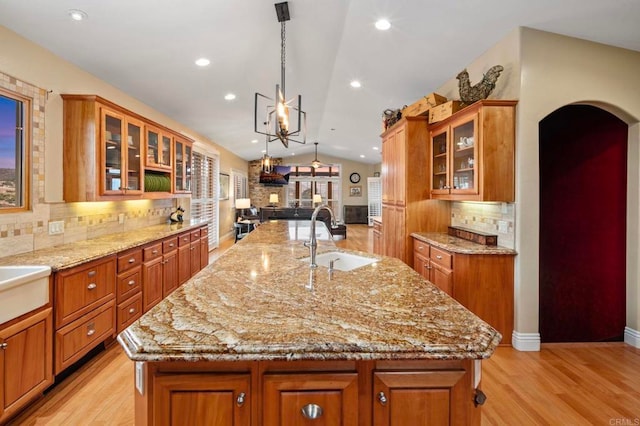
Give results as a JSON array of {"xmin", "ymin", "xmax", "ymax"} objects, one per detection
[
  {"xmin": 429, "ymin": 100, "xmax": 517, "ymax": 202},
  {"xmin": 62, "ymin": 95, "xmax": 194, "ymax": 201},
  {"xmin": 173, "ymin": 137, "xmax": 192, "ymax": 193}
]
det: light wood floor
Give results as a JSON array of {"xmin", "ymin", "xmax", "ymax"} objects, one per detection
[{"xmin": 8, "ymin": 225, "xmax": 640, "ymax": 425}]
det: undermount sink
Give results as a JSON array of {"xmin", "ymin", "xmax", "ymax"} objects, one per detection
[
  {"xmin": 303, "ymin": 251, "xmax": 379, "ymax": 271},
  {"xmin": 0, "ymin": 266, "xmax": 51, "ymax": 324}
]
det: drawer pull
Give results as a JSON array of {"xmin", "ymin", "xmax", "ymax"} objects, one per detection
[
  {"xmin": 152, "ymin": 250, "xmax": 158, "ymax": 255},
  {"xmin": 236, "ymin": 392, "xmax": 246, "ymax": 407},
  {"xmin": 128, "ymin": 258, "xmax": 136, "ymax": 264},
  {"xmin": 128, "ymin": 307, "xmax": 136, "ymax": 314},
  {"xmin": 436, "ymin": 255, "xmax": 443, "ymax": 260},
  {"xmin": 169, "ymin": 243, "xmax": 175, "ymax": 247},
  {"xmin": 377, "ymin": 391, "xmax": 388, "ymax": 405},
  {"xmin": 87, "ymin": 283, "xmax": 97, "ymax": 290},
  {"xmin": 301, "ymin": 403, "xmax": 323, "ymax": 419},
  {"xmin": 0, "ymin": 343, "xmax": 7, "ymax": 350},
  {"xmin": 88, "ymin": 270, "xmax": 96, "ymax": 277},
  {"xmin": 128, "ymin": 280, "xmax": 136, "ymax": 286},
  {"xmin": 87, "ymin": 323, "xmax": 95, "ymax": 336}
]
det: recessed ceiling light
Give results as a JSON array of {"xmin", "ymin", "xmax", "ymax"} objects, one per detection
[
  {"xmin": 224, "ymin": 93, "xmax": 236, "ymax": 101},
  {"xmin": 195, "ymin": 58, "xmax": 210, "ymax": 67},
  {"xmin": 375, "ymin": 19, "xmax": 391, "ymax": 31},
  {"xmin": 68, "ymin": 9, "xmax": 88, "ymax": 21},
  {"xmin": 251, "ymin": 139, "xmax": 259, "ymax": 144},
  {"xmin": 373, "ymin": 147, "xmax": 379, "ymax": 151},
  {"xmin": 291, "ymin": 153, "xmax": 295, "ymax": 156},
  {"xmin": 350, "ymin": 80, "xmax": 362, "ymax": 88},
  {"xmin": 360, "ymin": 154, "xmax": 365, "ymax": 158}
]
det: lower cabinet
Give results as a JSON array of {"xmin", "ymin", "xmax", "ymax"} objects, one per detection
[
  {"xmin": 373, "ymin": 220, "xmax": 383, "ymax": 255},
  {"xmin": 263, "ymin": 373, "xmax": 359, "ymax": 425},
  {"xmin": 0, "ymin": 308, "xmax": 53, "ymax": 424},
  {"xmin": 142, "ymin": 243, "xmax": 163, "ymax": 313},
  {"xmin": 153, "ymin": 373, "xmax": 251, "ymax": 426},
  {"xmin": 137, "ymin": 359, "xmax": 480, "ymax": 425}
]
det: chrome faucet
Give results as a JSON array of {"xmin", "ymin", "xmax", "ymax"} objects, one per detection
[{"xmin": 304, "ymin": 204, "xmax": 336, "ymax": 268}]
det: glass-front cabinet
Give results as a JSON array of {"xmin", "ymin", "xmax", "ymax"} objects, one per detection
[
  {"xmin": 145, "ymin": 125, "xmax": 172, "ymax": 171},
  {"xmin": 450, "ymin": 117, "xmax": 478, "ymax": 195},
  {"xmin": 430, "ymin": 128, "xmax": 449, "ymax": 195},
  {"xmin": 101, "ymin": 108, "xmax": 143, "ymax": 195},
  {"xmin": 174, "ymin": 137, "xmax": 192, "ymax": 193}
]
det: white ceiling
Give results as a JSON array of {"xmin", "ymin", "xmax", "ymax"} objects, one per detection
[{"xmin": 1, "ymin": 0, "xmax": 639, "ymax": 164}]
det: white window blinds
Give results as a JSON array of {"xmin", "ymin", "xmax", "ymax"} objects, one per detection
[{"xmin": 192, "ymin": 151, "xmax": 219, "ymax": 248}]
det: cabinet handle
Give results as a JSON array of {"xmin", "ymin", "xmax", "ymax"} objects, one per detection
[
  {"xmin": 128, "ymin": 280, "xmax": 136, "ymax": 286},
  {"xmin": 436, "ymin": 255, "xmax": 443, "ymax": 260},
  {"xmin": 88, "ymin": 270, "xmax": 96, "ymax": 277},
  {"xmin": 236, "ymin": 392, "xmax": 246, "ymax": 407},
  {"xmin": 87, "ymin": 283, "xmax": 97, "ymax": 290},
  {"xmin": 301, "ymin": 403, "xmax": 323, "ymax": 419},
  {"xmin": 128, "ymin": 307, "xmax": 136, "ymax": 314},
  {"xmin": 377, "ymin": 391, "xmax": 388, "ymax": 405},
  {"xmin": 128, "ymin": 258, "xmax": 136, "ymax": 264},
  {"xmin": 0, "ymin": 343, "xmax": 7, "ymax": 349},
  {"xmin": 169, "ymin": 243, "xmax": 175, "ymax": 247},
  {"xmin": 152, "ymin": 250, "xmax": 158, "ymax": 255},
  {"xmin": 87, "ymin": 323, "xmax": 95, "ymax": 336}
]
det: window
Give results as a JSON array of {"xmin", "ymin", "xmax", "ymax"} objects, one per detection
[
  {"xmin": 232, "ymin": 170, "xmax": 248, "ymax": 201},
  {"xmin": 0, "ymin": 89, "xmax": 30, "ymax": 212},
  {"xmin": 192, "ymin": 151, "xmax": 219, "ymax": 248},
  {"xmin": 285, "ymin": 164, "xmax": 342, "ymax": 220}
]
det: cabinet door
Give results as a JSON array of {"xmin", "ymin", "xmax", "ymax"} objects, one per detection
[
  {"xmin": 430, "ymin": 127, "xmax": 450, "ymax": 195},
  {"xmin": 174, "ymin": 137, "xmax": 193, "ymax": 193},
  {"xmin": 190, "ymin": 241, "xmax": 202, "ymax": 276},
  {"xmin": 124, "ymin": 117, "xmax": 143, "ymax": 193},
  {"xmin": 178, "ymin": 245, "xmax": 192, "ymax": 285},
  {"xmin": 393, "ymin": 126, "xmax": 406, "ymax": 206},
  {"xmin": 162, "ymin": 250, "xmax": 179, "ymax": 297},
  {"xmin": 153, "ymin": 373, "xmax": 250, "ymax": 426},
  {"xmin": 142, "ymin": 257, "xmax": 163, "ymax": 312},
  {"xmin": 381, "ymin": 132, "xmax": 394, "ymax": 204},
  {"xmin": 101, "ymin": 108, "xmax": 126, "ymax": 195},
  {"xmin": 263, "ymin": 373, "xmax": 358, "ymax": 426},
  {"xmin": 373, "ymin": 371, "xmax": 465, "ymax": 426},
  {"xmin": 382, "ymin": 204, "xmax": 395, "ymax": 258},
  {"xmin": 0, "ymin": 308, "xmax": 53, "ymax": 422},
  {"xmin": 145, "ymin": 125, "xmax": 172, "ymax": 171},
  {"xmin": 450, "ymin": 115, "xmax": 478, "ymax": 196},
  {"xmin": 430, "ymin": 263, "xmax": 453, "ymax": 296},
  {"xmin": 200, "ymin": 237, "xmax": 209, "ymax": 270}
]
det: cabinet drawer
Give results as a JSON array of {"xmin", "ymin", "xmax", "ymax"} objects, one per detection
[
  {"xmin": 200, "ymin": 226, "xmax": 209, "ymax": 238},
  {"xmin": 373, "ymin": 221, "xmax": 382, "ymax": 232},
  {"xmin": 143, "ymin": 242, "xmax": 163, "ymax": 261},
  {"xmin": 163, "ymin": 237, "xmax": 178, "ymax": 253},
  {"xmin": 117, "ymin": 293, "xmax": 142, "ymax": 333},
  {"xmin": 414, "ymin": 240, "xmax": 429, "ymax": 256},
  {"xmin": 118, "ymin": 249, "xmax": 142, "ymax": 272},
  {"xmin": 430, "ymin": 247, "xmax": 452, "ymax": 269},
  {"xmin": 116, "ymin": 267, "xmax": 141, "ymax": 303},
  {"xmin": 178, "ymin": 232, "xmax": 191, "ymax": 247},
  {"xmin": 190, "ymin": 229, "xmax": 201, "ymax": 241},
  {"xmin": 55, "ymin": 257, "xmax": 116, "ymax": 328},
  {"xmin": 55, "ymin": 300, "xmax": 115, "ymax": 374}
]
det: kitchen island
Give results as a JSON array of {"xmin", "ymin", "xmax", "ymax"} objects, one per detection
[{"xmin": 118, "ymin": 220, "xmax": 500, "ymax": 425}]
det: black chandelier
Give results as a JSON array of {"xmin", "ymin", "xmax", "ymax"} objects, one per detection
[{"xmin": 254, "ymin": 1, "xmax": 307, "ymax": 148}]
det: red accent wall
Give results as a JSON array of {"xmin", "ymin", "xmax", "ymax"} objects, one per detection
[{"xmin": 539, "ymin": 105, "xmax": 627, "ymax": 342}]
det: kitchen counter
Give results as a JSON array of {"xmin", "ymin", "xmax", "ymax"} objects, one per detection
[
  {"xmin": 0, "ymin": 220, "xmax": 208, "ymax": 270},
  {"xmin": 411, "ymin": 232, "xmax": 517, "ymax": 255},
  {"xmin": 118, "ymin": 221, "xmax": 500, "ymax": 362}
]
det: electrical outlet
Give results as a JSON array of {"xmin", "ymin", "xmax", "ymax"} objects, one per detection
[
  {"xmin": 118, "ymin": 213, "xmax": 125, "ymax": 224},
  {"xmin": 48, "ymin": 220, "xmax": 64, "ymax": 235},
  {"xmin": 135, "ymin": 362, "xmax": 144, "ymax": 395}
]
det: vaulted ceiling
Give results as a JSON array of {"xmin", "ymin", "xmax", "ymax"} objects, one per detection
[{"xmin": 1, "ymin": 0, "xmax": 639, "ymax": 164}]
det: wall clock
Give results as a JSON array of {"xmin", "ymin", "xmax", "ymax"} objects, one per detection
[{"xmin": 349, "ymin": 172, "xmax": 361, "ymax": 184}]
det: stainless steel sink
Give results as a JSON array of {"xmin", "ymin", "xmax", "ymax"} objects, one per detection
[{"xmin": 0, "ymin": 266, "xmax": 51, "ymax": 324}]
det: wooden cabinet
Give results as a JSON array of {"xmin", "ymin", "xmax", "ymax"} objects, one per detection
[
  {"xmin": 373, "ymin": 219, "xmax": 383, "ymax": 255},
  {"xmin": 190, "ymin": 229, "xmax": 202, "ymax": 276},
  {"xmin": 411, "ymin": 237, "xmax": 513, "ymax": 345},
  {"xmin": 142, "ymin": 243, "xmax": 163, "ymax": 313},
  {"xmin": 178, "ymin": 231, "xmax": 193, "ymax": 285},
  {"xmin": 162, "ymin": 237, "xmax": 179, "ymax": 297},
  {"xmin": 116, "ymin": 248, "xmax": 143, "ymax": 333},
  {"xmin": 263, "ymin": 373, "xmax": 359, "ymax": 425},
  {"xmin": 61, "ymin": 94, "xmax": 194, "ymax": 201},
  {"xmin": 381, "ymin": 117, "xmax": 450, "ymax": 266},
  {"xmin": 174, "ymin": 137, "xmax": 193, "ymax": 193},
  {"xmin": 0, "ymin": 308, "xmax": 53, "ymax": 424},
  {"xmin": 145, "ymin": 124, "xmax": 172, "ymax": 171},
  {"xmin": 429, "ymin": 100, "xmax": 516, "ymax": 201},
  {"xmin": 200, "ymin": 226, "xmax": 210, "ymax": 270}
]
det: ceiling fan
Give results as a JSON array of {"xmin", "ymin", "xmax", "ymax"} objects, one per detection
[{"xmin": 310, "ymin": 142, "xmax": 329, "ymax": 169}]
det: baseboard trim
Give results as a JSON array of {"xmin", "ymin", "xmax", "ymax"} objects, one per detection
[
  {"xmin": 512, "ymin": 331, "xmax": 541, "ymax": 351},
  {"xmin": 624, "ymin": 327, "xmax": 640, "ymax": 348}
]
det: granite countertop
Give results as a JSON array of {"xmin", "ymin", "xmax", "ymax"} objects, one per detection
[
  {"xmin": 411, "ymin": 232, "xmax": 517, "ymax": 255},
  {"xmin": 0, "ymin": 220, "xmax": 208, "ymax": 270},
  {"xmin": 118, "ymin": 221, "xmax": 501, "ymax": 363}
]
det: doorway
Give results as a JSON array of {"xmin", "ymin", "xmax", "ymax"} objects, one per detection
[{"xmin": 539, "ymin": 105, "xmax": 627, "ymax": 342}]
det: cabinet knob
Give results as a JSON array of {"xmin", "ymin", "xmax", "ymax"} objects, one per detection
[
  {"xmin": 88, "ymin": 270, "xmax": 97, "ymax": 277},
  {"xmin": 0, "ymin": 342, "xmax": 7, "ymax": 350},
  {"xmin": 87, "ymin": 323, "xmax": 96, "ymax": 336},
  {"xmin": 377, "ymin": 391, "xmax": 388, "ymax": 405},
  {"xmin": 436, "ymin": 255, "xmax": 443, "ymax": 260},
  {"xmin": 152, "ymin": 250, "xmax": 158, "ymax": 255},
  {"xmin": 301, "ymin": 403, "xmax": 323, "ymax": 419},
  {"xmin": 128, "ymin": 258, "xmax": 136, "ymax": 264},
  {"xmin": 169, "ymin": 243, "xmax": 175, "ymax": 247},
  {"xmin": 128, "ymin": 307, "xmax": 136, "ymax": 314},
  {"xmin": 236, "ymin": 392, "xmax": 246, "ymax": 407},
  {"xmin": 128, "ymin": 280, "xmax": 136, "ymax": 286},
  {"xmin": 87, "ymin": 283, "xmax": 97, "ymax": 290}
]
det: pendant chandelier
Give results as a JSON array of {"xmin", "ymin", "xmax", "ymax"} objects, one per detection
[
  {"xmin": 310, "ymin": 142, "xmax": 327, "ymax": 169},
  {"xmin": 261, "ymin": 134, "xmax": 273, "ymax": 173},
  {"xmin": 254, "ymin": 1, "xmax": 306, "ymax": 149}
]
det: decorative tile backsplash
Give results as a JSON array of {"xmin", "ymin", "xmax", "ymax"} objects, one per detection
[
  {"xmin": 0, "ymin": 71, "xmax": 179, "ymax": 258},
  {"xmin": 451, "ymin": 201, "xmax": 515, "ymax": 249}
]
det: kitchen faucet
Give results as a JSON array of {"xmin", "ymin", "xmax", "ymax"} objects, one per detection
[{"xmin": 304, "ymin": 204, "xmax": 336, "ymax": 268}]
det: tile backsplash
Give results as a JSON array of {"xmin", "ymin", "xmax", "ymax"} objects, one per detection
[{"xmin": 451, "ymin": 202, "xmax": 515, "ymax": 249}]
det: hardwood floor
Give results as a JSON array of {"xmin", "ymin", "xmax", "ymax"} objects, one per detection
[{"xmin": 8, "ymin": 224, "xmax": 640, "ymax": 425}]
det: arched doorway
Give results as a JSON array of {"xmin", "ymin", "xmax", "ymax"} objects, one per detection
[{"xmin": 539, "ymin": 105, "xmax": 627, "ymax": 342}]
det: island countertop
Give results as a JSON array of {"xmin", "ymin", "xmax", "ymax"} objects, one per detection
[{"xmin": 118, "ymin": 221, "xmax": 501, "ymax": 363}]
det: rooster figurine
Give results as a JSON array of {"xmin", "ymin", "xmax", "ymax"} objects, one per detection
[{"xmin": 457, "ymin": 65, "xmax": 504, "ymax": 105}]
